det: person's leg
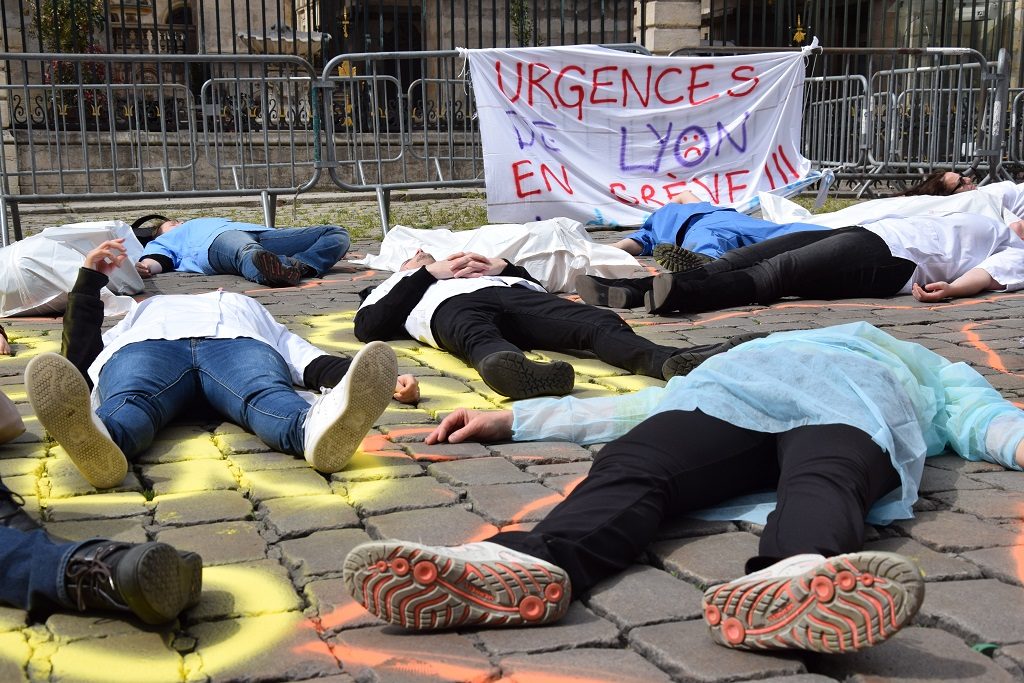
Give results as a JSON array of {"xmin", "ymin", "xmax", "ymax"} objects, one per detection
[
  {"xmin": 496, "ymin": 287, "xmax": 679, "ymax": 379},
  {"xmin": 574, "ymin": 273, "xmax": 654, "ymax": 309},
  {"xmin": 207, "ymin": 230, "xmax": 301, "ymax": 286},
  {"xmin": 253, "ymin": 226, "xmax": 350, "ymax": 276},
  {"xmin": 0, "ymin": 526, "xmax": 71, "ymax": 613},
  {"xmin": 702, "ymin": 423, "xmax": 922, "ymax": 654},
  {"xmin": 433, "ymin": 292, "xmax": 575, "ymax": 399},
  {"xmin": 648, "ymin": 227, "xmax": 915, "ymax": 314},
  {"xmin": 343, "ymin": 410, "xmax": 781, "ymax": 630}
]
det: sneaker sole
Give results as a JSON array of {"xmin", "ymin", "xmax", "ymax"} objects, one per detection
[
  {"xmin": 253, "ymin": 250, "xmax": 302, "ymax": 287},
  {"xmin": 703, "ymin": 551, "xmax": 924, "ymax": 653},
  {"xmin": 653, "ymin": 244, "xmax": 714, "ymax": 272},
  {"xmin": 662, "ymin": 332, "xmax": 770, "ymax": 378},
  {"xmin": 477, "ymin": 351, "xmax": 574, "ymax": 400},
  {"xmin": 116, "ymin": 543, "xmax": 203, "ymax": 625},
  {"xmin": 26, "ymin": 353, "xmax": 128, "ymax": 489},
  {"xmin": 646, "ymin": 274, "xmax": 675, "ymax": 314},
  {"xmin": 575, "ymin": 276, "xmax": 638, "ymax": 309},
  {"xmin": 344, "ymin": 541, "xmax": 571, "ymax": 630},
  {"xmin": 307, "ymin": 341, "xmax": 397, "ymax": 473}
]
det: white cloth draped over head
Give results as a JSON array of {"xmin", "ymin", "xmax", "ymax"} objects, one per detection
[{"xmin": 349, "ymin": 217, "xmax": 641, "ymax": 292}]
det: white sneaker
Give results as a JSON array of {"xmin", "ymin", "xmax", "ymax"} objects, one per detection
[
  {"xmin": 702, "ymin": 551, "xmax": 925, "ymax": 653},
  {"xmin": 25, "ymin": 352, "xmax": 128, "ymax": 489},
  {"xmin": 302, "ymin": 341, "xmax": 397, "ymax": 473},
  {"xmin": 344, "ymin": 540, "xmax": 571, "ymax": 630}
]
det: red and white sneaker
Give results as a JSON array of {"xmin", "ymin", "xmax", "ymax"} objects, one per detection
[
  {"xmin": 343, "ymin": 540, "xmax": 571, "ymax": 630},
  {"xmin": 702, "ymin": 551, "xmax": 925, "ymax": 653}
]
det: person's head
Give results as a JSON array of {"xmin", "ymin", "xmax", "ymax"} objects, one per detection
[
  {"xmin": 901, "ymin": 170, "xmax": 976, "ymax": 197},
  {"xmin": 155, "ymin": 219, "xmax": 184, "ymax": 237},
  {"xmin": 400, "ymin": 249, "xmax": 436, "ymax": 271}
]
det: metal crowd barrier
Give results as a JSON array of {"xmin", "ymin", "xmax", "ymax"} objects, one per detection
[
  {"xmin": 0, "ymin": 53, "xmax": 320, "ymax": 246},
  {"xmin": 1011, "ymin": 89, "xmax": 1024, "ymax": 169}
]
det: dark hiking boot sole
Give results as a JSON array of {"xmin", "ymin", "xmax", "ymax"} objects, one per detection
[
  {"xmin": 26, "ymin": 353, "xmax": 128, "ymax": 489},
  {"xmin": 661, "ymin": 332, "xmax": 771, "ymax": 378},
  {"xmin": 343, "ymin": 541, "xmax": 571, "ymax": 630},
  {"xmin": 653, "ymin": 243, "xmax": 715, "ymax": 272},
  {"xmin": 477, "ymin": 351, "xmax": 574, "ymax": 400},
  {"xmin": 703, "ymin": 551, "xmax": 924, "ymax": 653},
  {"xmin": 645, "ymin": 274, "xmax": 677, "ymax": 314},
  {"xmin": 253, "ymin": 250, "xmax": 302, "ymax": 287},
  {"xmin": 116, "ymin": 543, "xmax": 203, "ymax": 625},
  {"xmin": 574, "ymin": 274, "xmax": 643, "ymax": 309}
]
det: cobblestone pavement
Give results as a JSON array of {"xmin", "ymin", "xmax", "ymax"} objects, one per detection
[{"xmin": 2, "ymin": 215, "xmax": 1024, "ymax": 682}]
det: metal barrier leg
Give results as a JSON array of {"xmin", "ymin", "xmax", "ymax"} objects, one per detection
[
  {"xmin": 0, "ymin": 198, "xmax": 8, "ymax": 248},
  {"xmin": 375, "ymin": 188, "xmax": 391, "ymax": 237},
  {"xmin": 11, "ymin": 203, "xmax": 22, "ymax": 241},
  {"xmin": 261, "ymin": 191, "xmax": 277, "ymax": 228}
]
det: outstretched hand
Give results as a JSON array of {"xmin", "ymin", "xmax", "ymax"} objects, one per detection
[
  {"xmin": 425, "ymin": 408, "xmax": 514, "ymax": 444},
  {"xmin": 912, "ymin": 281, "xmax": 952, "ymax": 303},
  {"xmin": 84, "ymin": 239, "xmax": 128, "ymax": 276}
]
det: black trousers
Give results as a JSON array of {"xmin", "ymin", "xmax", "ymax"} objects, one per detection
[
  {"xmin": 491, "ymin": 410, "xmax": 901, "ymax": 595},
  {"xmin": 431, "ymin": 287, "xmax": 678, "ymax": 378}
]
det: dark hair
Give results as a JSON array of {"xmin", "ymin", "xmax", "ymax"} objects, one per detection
[
  {"xmin": 901, "ymin": 170, "xmax": 954, "ymax": 197},
  {"xmin": 130, "ymin": 214, "xmax": 172, "ymax": 244}
]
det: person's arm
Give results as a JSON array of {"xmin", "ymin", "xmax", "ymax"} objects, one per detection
[
  {"xmin": 939, "ymin": 361, "xmax": 1024, "ymax": 471},
  {"xmin": 64, "ymin": 241, "xmax": 129, "ymax": 387},
  {"xmin": 302, "ymin": 354, "xmax": 420, "ymax": 404},
  {"xmin": 611, "ymin": 238, "xmax": 643, "ymax": 255},
  {"xmin": 0, "ymin": 389, "xmax": 25, "ymax": 444},
  {"xmin": 912, "ymin": 268, "xmax": 1000, "ymax": 303},
  {"xmin": 353, "ymin": 268, "xmax": 439, "ymax": 342},
  {"xmin": 0, "ymin": 325, "xmax": 11, "ymax": 356},
  {"xmin": 496, "ymin": 259, "xmax": 544, "ymax": 287},
  {"xmin": 136, "ymin": 255, "xmax": 173, "ymax": 278}
]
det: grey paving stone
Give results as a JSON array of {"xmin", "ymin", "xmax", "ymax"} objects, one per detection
[
  {"xmin": 427, "ymin": 456, "xmax": 535, "ymax": 486},
  {"xmin": 650, "ymin": 532, "xmax": 761, "ymax": 587},
  {"xmin": 0, "ymin": 607, "xmax": 26, "ymax": 633},
  {"xmin": 628, "ymin": 619, "xmax": 805, "ymax": 681},
  {"xmin": 45, "ymin": 611, "xmax": 148, "ymax": 641},
  {"xmin": 891, "ymin": 510, "xmax": 1021, "ymax": 551},
  {"xmin": 190, "ymin": 611, "xmax": 341, "ymax": 682},
  {"xmin": 0, "ymin": 457, "xmax": 40, "ymax": 478},
  {"xmin": 49, "ymin": 632, "xmax": 184, "ymax": 681},
  {"xmin": 931, "ymin": 488, "xmax": 1024, "ymax": 519},
  {"xmin": 329, "ymin": 449, "xmax": 424, "ymax": 482},
  {"xmin": 465, "ymin": 482, "xmax": 564, "ymax": 526},
  {"xmin": 998, "ymin": 643, "xmax": 1024, "ymax": 677},
  {"xmin": 186, "ymin": 560, "xmax": 303, "ymax": 621},
  {"xmin": 586, "ymin": 564, "xmax": 704, "ymax": 628},
  {"xmin": 475, "ymin": 603, "xmax": 619, "ymax": 655},
  {"xmin": 328, "ymin": 627, "xmax": 495, "ymax": 681},
  {"xmin": 926, "ymin": 454, "xmax": 1006, "ymax": 474},
  {"xmin": 921, "ymin": 579, "xmax": 1024, "ymax": 643},
  {"xmin": 259, "ymin": 494, "xmax": 360, "ymax": 540},
  {"xmin": 403, "ymin": 442, "xmax": 493, "ymax": 462},
  {"xmin": 525, "ymin": 461, "xmax": 592, "ymax": 479},
  {"xmin": 500, "ymin": 647, "xmax": 674, "ymax": 683},
  {"xmin": 343, "ymin": 477, "xmax": 459, "ymax": 516},
  {"xmin": 864, "ymin": 537, "xmax": 983, "ymax": 581},
  {"xmin": 960, "ymin": 546, "xmax": 1024, "ymax": 586},
  {"xmin": 134, "ymin": 438, "xmax": 224, "ymax": 463},
  {"xmin": 227, "ymin": 450, "xmax": 310, "ymax": 471},
  {"xmin": 806, "ymin": 626, "xmax": 1017, "ymax": 682},
  {"xmin": 0, "ymin": 632, "xmax": 27, "ymax": 683},
  {"xmin": 154, "ymin": 490, "xmax": 253, "ymax": 527},
  {"xmin": 156, "ymin": 520, "xmax": 267, "ymax": 566},
  {"xmin": 918, "ymin": 466, "xmax": 992, "ymax": 494},
  {"xmin": 656, "ymin": 517, "xmax": 738, "ymax": 540},
  {"xmin": 142, "ymin": 459, "xmax": 238, "ymax": 495},
  {"xmin": 490, "ymin": 442, "xmax": 593, "ymax": 465},
  {"xmin": 214, "ymin": 431, "xmax": 273, "ymax": 455},
  {"xmin": 966, "ymin": 470, "xmax": 1024, "ymax": 493},
  {"xmin": 277, "ymin": 528, "xmax": 372, "ymax": 581},
  {"xmin": 241, "ymin": 467, "xmax": 333, "ymax": 502},
  {"xmin": 44, "ymin": 491, "xmax": 149, "ymax": 521},
  {"xmin": 304, "ymin": 577, "xmax": 382, "ymax": 632},
  {"xmin": 364, "ymin": 507, "xmax": 498, "ymax": 546},
  {"xmin": 45, "ymin": 517, "xmax": 149, "ymax": 544}
]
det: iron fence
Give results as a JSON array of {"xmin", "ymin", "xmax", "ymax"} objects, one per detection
[{"xmin": 1011, "ymin": 89, "xmax": 1024, "ymax": 169}]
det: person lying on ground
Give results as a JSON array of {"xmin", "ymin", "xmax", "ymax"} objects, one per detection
[
  {"xmin": 0, "ymin": 384, "xmax": 24, "ymax": 445},
  {"xmin": 25, "ymin": 239, "xmax": 418, "ymax": 490},
  {"xmin": 0, "ymin": 324, "xmax": 11, "ymax": 356},
  {"xmin": 135, "ymin": 215, "xmax": 349, "ymax": 288},
  {"xmin": 609, "ymin": 190, "xmax": 830, "ymax": 271},
  {"xmin": 577, "ymin": 211, "xmax": 1024, "ymax": 313},
  {"xmin": 353, "ymin": 249, "xmax": 761, "ymax": 399},
  {"xmin": 343, "ymin": 322, "xmax": 1024, "ymax": 654}
]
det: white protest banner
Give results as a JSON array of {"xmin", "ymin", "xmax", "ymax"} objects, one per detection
[{"xmin": 465, "ymin": 43, "xmax": 815, "ymax": 226}]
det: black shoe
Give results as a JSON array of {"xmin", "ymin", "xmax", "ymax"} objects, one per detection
[
  {"xmin": 477, "ymin": 351, "xmax": 575, "ymax": 400},
  {"xmin": 645, "ymin": 274, "xmax": 678, "ymax": 314},
  {"xmin": 252, "ymin": 250, "xmax": 302, "ymax": 287},
  {"xmin": 575, "ymin": 274, "xmax": 645, "ymax": 309},
  {"xmin": 64, "ymin": 541, "xmax": 203, "ymax": 625},
  {"xmin": 653, "ymin": 243, "xmax": 715, "ymax": 272},
  {"xmin": 661, "ymin": 332, "xmax": 771, "ymax": 379},
  {"xmin": 0, "ymin": 483, "xmax": 42, "ymax": 532}
]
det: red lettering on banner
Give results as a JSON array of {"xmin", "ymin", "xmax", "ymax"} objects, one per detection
[
  {"xmin": 725, "ymin": 170, "xmax": 749, "ymax": 203},
  {"xmin": 727, "ymin": 65, "xmax": 759, "ymax": 97},
  {"xmin": 663, "ymin": 177, "xmax": 689, "ymax": 201},
  {"xmin": 762, "ymin": 164, "xmax": 777, "ymax": 190},
  {"xmin": 639, "ymin": 184, "xmax": 665, "ymax": 206},
  {"xmin": 654, "ymin": 67, "xmax": 685, "ymax": 105},
  {"xmin": 590, "ymin": 66, "xmax": 618, "ymax": 104},
  {"xmin": 777, "ymin": 145, "xmax": 799, "ymax": 177},
  {"xmin": 688, "ymin": 64, "xmax": 719, "ymax": 106},
  {"xmin": 527, "ymin": 63, "xmax": 558, "ymax": 108},
  {"xmin": 512, "ymin": 160, "xmax": 542, "ymax": 197},
  {"xmin": 609, "ymin": 182, "xmax": 639, "ymax": 206},
  {"xmin": 496, "ymin": 61, "xmax": 524, "ymax": 102},
  {"xmin": 621, "ymin": 66, "xmax": 653, "ymax": 107},
  {"xmin": 691, "ymin": 176, "xmax": 721, "ymax": 204},
  {"xmin": 540, "ymin": 163, "xmax": 574, "ymax": 194},
  {"xmin": 555, "ymin": 65, "xmax": 586, "ymax": 120}
]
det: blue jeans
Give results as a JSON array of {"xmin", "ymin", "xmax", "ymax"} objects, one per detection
[
  {"xmin": 0, "ymin": 526, "xmax": 88, "ymax": 612},
  {"xmin": 96, "ymin": 338, "xmax": 312, "ymax": 458},
  {"xmin": 207, "ymin": 226, "xmax": 349, "ymax": 284}
]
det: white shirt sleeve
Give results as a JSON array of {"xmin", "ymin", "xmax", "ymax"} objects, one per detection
[{"xmin": 512, "ymin": 385, "xmax": 668, "ymax": 444}]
